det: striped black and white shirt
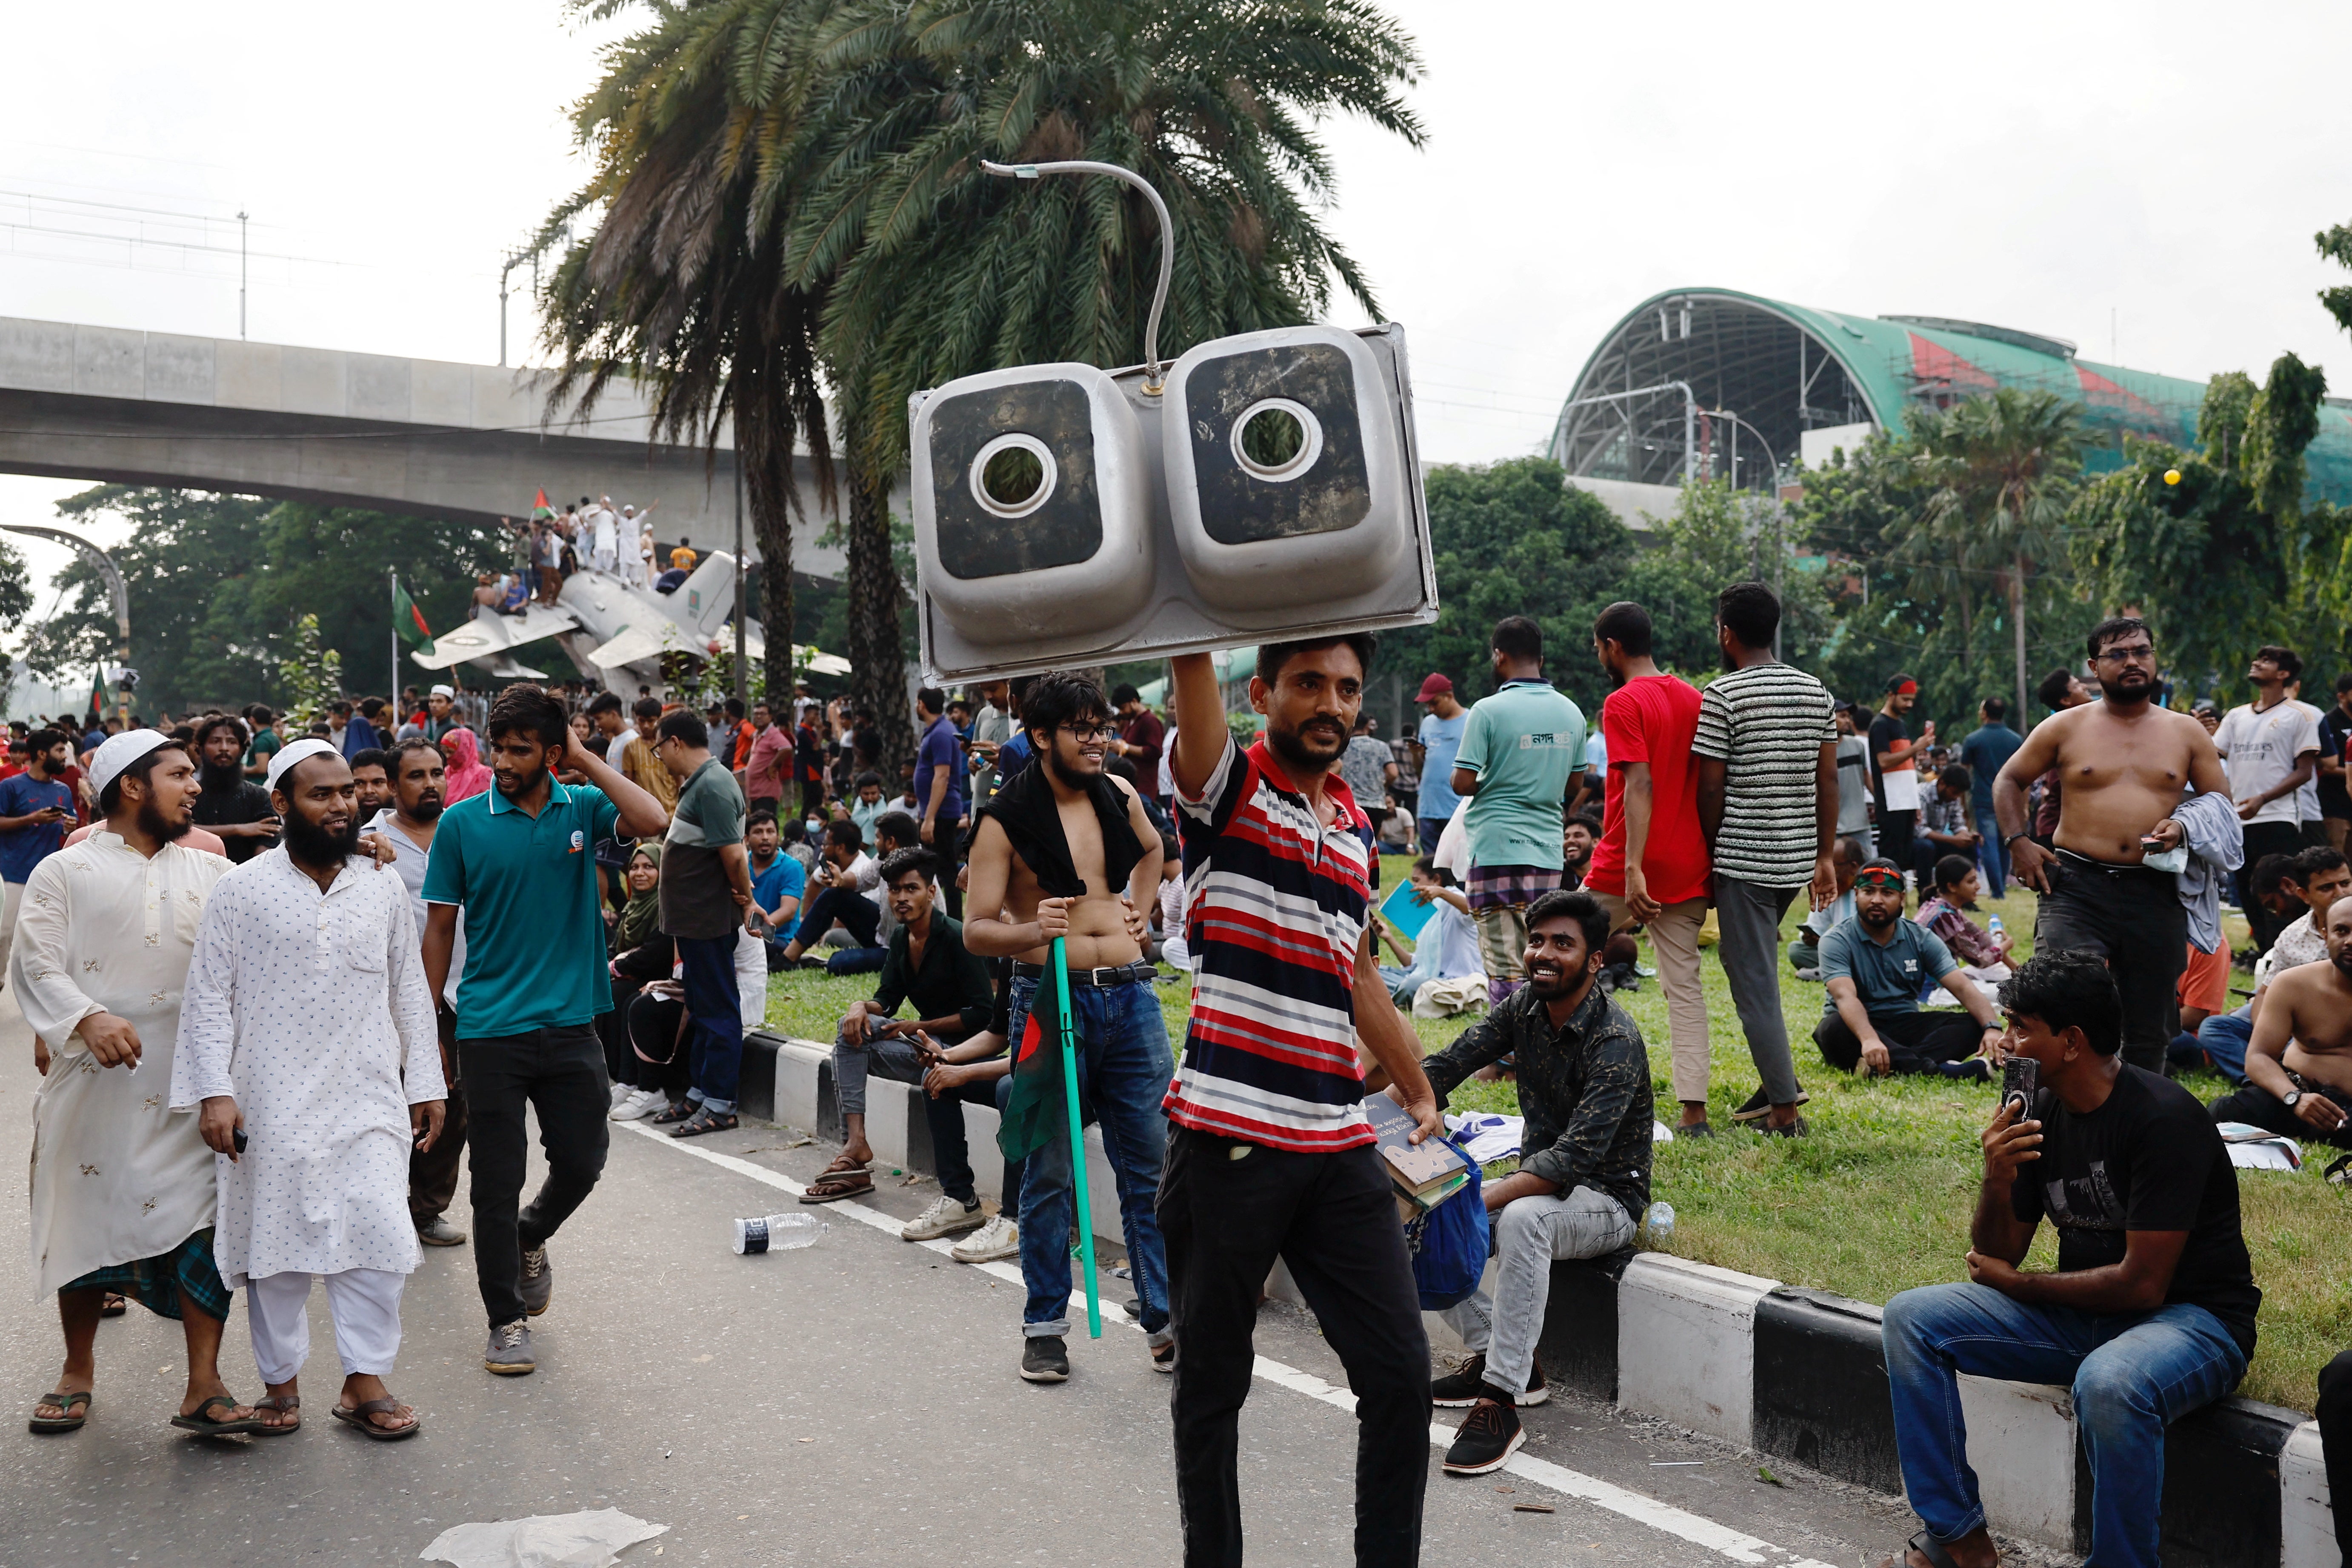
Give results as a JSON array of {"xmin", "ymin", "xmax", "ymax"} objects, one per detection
[{"xmin": 1691, "ymin": 662, "xmax": 1836, "ymax": 887}]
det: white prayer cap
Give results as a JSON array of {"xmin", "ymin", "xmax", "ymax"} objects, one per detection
[
  {"xmin": 88, "ymin": 728, "xmax": 177, "ymax": 799},
  {"xmin": 265, "ymin": 737, "xmax": 339, "ymax": 796},
  {"xmin": 430, "ymin": 683, "xmax": 454, "ymax": 698}
]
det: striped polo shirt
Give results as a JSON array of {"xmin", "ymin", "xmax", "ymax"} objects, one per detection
[
  {"xmin": 1689, "ymin": 660, "xmax": 1836, "ymax": 886},
  {"xmin": 1165, "ymin": 736, "xmax": 1376, "ymax": 1152}
]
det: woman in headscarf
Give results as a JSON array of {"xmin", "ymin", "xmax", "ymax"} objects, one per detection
[
  {"xmin": 440, "ymin": 727, "xmax": 492, "ymax": 803},
  {"xmin": 605, "ymin": 846, "xmax": 686, "ymax": 1122}
]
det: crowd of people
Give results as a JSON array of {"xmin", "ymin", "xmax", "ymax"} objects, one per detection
[
  {"xmin": 10, "ymin": 576, "xmax": 2350, "ymax": 1568},
  {"xmin": 469, "ymin": 494, "xmax": 721, "ymax": 615}
]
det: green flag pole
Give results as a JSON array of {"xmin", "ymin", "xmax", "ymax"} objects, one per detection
[{"xmin": 1051, "ymin": 935, "xmax": 1101, "ymax": 1339}]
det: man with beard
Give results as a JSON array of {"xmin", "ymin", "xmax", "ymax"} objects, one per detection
[
  {"xmin": 349, "ymin": 747, "xmax": 394, "ymax": 818},
  {"xmin": 20, "ymin": 731, "xmax": 266, "ymax": 1437},
  {"xmin": 2213, "ymin": 645, "xmax": 2323, "ymax": 954},
  {"xmin": 0, "ymin": 725, "xmax": 79, "ymax": 981},
  {"xmin": 1814, "ymin": 860, "xmax": 2006, "ymax": 1078},
  {"xmin": 175, "ymin": 741, "xmax": 446, "ymax": 1438},
  {"xmin": 1996, "ymin": 618, "xmax": 2231, "ymax": 1073},
  {"xmin": 2207, "ymin": 896, "xmax": 2352, "ymax": 1150},
  {"xmin": 1413, "ymin": 888, "xmax": 1655, "ymax": 1475},
  {"xmin": 191, "ymin": 714, "xmax": 280, "ymax": 864},
  {"xmin": 420, "ymin": 685, "xmax": 669, "ymax": 1377},
  {"xmin": 963, "ymin": 671, "xmax": 1168, "ymax": 1382},
  {"xmin": 372, "ymin": 739, "xmax": 470, "ymax": 1246},
  {"xmin": 1164, "ymin": 637, "xmax": 1443, "ymax": 1568},
  {"xmin": 1870, "ymin": 676, "xmax": 1929, "ymax": 874}
]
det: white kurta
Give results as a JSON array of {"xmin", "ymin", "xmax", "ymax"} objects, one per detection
[
  {"xmin": 14, "ymin": 833, "xmax": 230, "ymax": 1300},
  {"xmin": 169, "ymin": 848, "xmax": 445, "ymax": 1289}
]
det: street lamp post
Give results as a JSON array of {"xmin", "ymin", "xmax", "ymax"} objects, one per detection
[{"xmin": 2, "ymin": 525, "xmax": 133, "ymax": 725}]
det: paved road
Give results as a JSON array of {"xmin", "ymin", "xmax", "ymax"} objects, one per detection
[{"xmin": 0, "ymin": 987, "xmax": 1956, "ymax": 1567}]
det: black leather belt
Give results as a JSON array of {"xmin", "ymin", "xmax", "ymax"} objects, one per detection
[
  {"xmin": 2055, "ymin": 849, "xmax": 2173, "ymax": 878},
  {"xmin": 1011, "ymin": 959, "xmax": 1154, "ymax": 987}
]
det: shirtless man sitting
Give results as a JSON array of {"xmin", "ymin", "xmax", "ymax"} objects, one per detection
[
  {"xmin": 1995, "ymin": 616, "xmax": 2230, "ymax": 1073},
  {"xmin": 2209, "ymin": 898, "xmax": 2352, "ymax": 1151},
  {"xmin": 962, "ymin": 671, "xmax": 1171, "ymax": 1385}
]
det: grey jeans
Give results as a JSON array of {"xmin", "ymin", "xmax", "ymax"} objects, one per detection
[
  {"xmin": 1712, "ymin": 874, "xmax": 1804, "ymax": 1106},
  {"xmin": 1440, "ymin": 1185, "xmax": 1635, "ymax": 1396},
  {"xmin": 832, "ymin": 1027, "xmax": 927, "ymax": 1117}
]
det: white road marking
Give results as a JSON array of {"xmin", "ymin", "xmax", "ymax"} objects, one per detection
[{"xmin": 625, "ymin": 1120, "xmax": 1837, "ymax": 1566}]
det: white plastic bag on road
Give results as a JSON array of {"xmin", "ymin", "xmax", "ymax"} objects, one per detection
[{"xmin": 420, "ymin": 1509, "xmax": 668, "ymax": 1568}]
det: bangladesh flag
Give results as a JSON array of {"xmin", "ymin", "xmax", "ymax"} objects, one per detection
[
  {"xmin": 86, "ymin": 667, "xmax": 106, "ymax": 719},
  {"xmin": 996, "ymin": 982, "xmax": 1075, "ymax": 1162},
  {"xmin": 392, "ymin": 577, "xmax": 435, "ymax": 654}
]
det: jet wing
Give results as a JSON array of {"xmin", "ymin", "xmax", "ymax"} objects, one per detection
[{"xmin": 409, "ymin": 604, "xmax": 579, "ymax": 670}]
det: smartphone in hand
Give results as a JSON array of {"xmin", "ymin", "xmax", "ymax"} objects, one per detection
[{"xmin": 2001, "ymin": 1055, "xmax": 2039, "ymax": 1120}]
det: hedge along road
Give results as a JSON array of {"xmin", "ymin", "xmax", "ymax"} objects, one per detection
[{"xmin": 0, "ymin": 987, "xmax": 1954, "ymax": 1567}]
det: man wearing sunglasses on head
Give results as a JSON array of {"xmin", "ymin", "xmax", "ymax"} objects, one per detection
[{"xmin": 1994, "ymin": 617, "xmax": 2234, "ymax": 1074}]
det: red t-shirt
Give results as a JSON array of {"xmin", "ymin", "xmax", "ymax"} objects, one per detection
[{"xmin": 1584, "ymin": 674, "xmax": 1711, "ymax": 906}]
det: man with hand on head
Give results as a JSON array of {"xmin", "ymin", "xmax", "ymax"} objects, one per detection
[
  {"xmin": 173, "ymin": 740, "xmax": 445, "ymax": 1439},
  {"xmin": 19, "ymin": 731, "xmax": 261, "ymax": 1437},
  {"xmin": 420, "ymin": 685, "xmax": 670, "ymax": 1378},
  {"xmin": 646, "ymin": 709, "xmax": 755, "ymax": 1138}
]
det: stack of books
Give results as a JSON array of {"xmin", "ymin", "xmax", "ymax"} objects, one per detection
[{"xmin": 1367, "ymin": 1095, "xmax": 1471, "ymax": 1211}]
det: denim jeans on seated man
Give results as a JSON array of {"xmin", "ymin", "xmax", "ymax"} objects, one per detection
[
  {"xmin": 1882, "ymin": 1284, "xmax": 2246, "ymax": 1568},
  {"xmin": 1004, "ymin": 973, "xmax": 1173, "ymax": 1349},
  {"xmin": 1438, "ymin": 1186, "xmax": 1633, "ymax": 1397},
  {"xmin": 2192, "ymin": 1007, "xmax": 2255, "ymax": 1085}
]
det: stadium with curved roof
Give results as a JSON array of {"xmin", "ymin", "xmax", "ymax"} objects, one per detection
[{"xmin": 1547, "ymin": 286, "xmax": 2352, "ymax": 503}]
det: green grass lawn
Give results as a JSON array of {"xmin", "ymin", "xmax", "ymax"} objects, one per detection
[{"xmin": 764, "ymin": 861, "xmax": 2349, "ymax": 1411}]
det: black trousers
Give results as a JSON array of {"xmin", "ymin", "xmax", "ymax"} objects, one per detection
[
  {"xmin": 409, "ymin": 1001, "xmax": 469, "ymax": 1225},
  {"xmin": 797, "ymin": 886, "xmax": 881, "ymax": 950},
  {"xmin": 2207, "ymin": 1081, "xmax": 2352, "ymax": 1150},
  {"xmin": 2033, "ymin": 853, "xmax": 2183, "ymax": 1075},
  {"xmin": 459, "ymin": 1023, "xmax": 612, "ymax": 1327},
  {"xmin": 923, "ymin": 1073, "xmax": 1021, "ymax": 1207},
  {"xmin": 626, "ymin": 991, "xmax": 694, "ymax": 1098},
  {"xmin": 2236, "ymin": 821, "xmax": 2307, "ymax": 953},
  {"xmin": 1878, "ymin": 808, "xmax": 1916, "ymax": 874},
  {"xmin": 1815, "ymin": 1009, "xmax": 1986, "ymax": 1075},
  {"xmin": 2320, "ymin": 1350, "xmax": 2352, "ymax": 1560},
  {"xmin": 1159, "ymin": 1128, "xmax": 1429, "ymax": 1568}
]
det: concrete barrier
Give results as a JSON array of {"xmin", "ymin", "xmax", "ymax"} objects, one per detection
[
  {"xmin": 1615, "ymin": 1254, "xmax": 1776, "ymax": 1446},
  {"xmin": 1751, "ymin": 1287, "xmax": 1900, "ymax": 1494},
  {"xmin": 1957, "ymin": 1375, "xmax": 2079, "ymax": 1548},
  {"xmin": 1532, "ymin": 1254, "xmax": 1629, "ymax": 1402},
  {"xmin": 2282, "ymin": 1420, "xmax": 2341, "ymax": 1568},
  {"xmin": 2150, "ymin": 1398, "xmax": 2300, "ymax": 1567}
]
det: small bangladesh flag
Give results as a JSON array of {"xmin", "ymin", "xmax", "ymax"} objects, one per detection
[
  {"xmin": 392, "ymin": 577, "xmax": 435, "ymax": 654},
  {"xmin": 996, "ymin": 986, "xmax": 1074, "ymax": 1163}
]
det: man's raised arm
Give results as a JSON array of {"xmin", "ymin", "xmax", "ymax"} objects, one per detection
[{"xmin": 1169, "ymin": 654, "xmax": 1228, "ymax": 802}]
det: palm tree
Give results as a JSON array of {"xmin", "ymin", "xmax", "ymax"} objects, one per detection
[
  {"xmin": 1913, "ymin": 388, "xmax": 2086, "ymax": 718},
  {"xmin": 784, "ymin": 0, "xmax": 1427, "ymax": 760},
  {"xmin": 538, "ymin": 0, "xmax": 841, "ymax": 708}
]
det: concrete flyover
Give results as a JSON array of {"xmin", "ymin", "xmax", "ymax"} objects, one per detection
[{"xmin": 0, "ymin": 315, "xmax": 843, "ymax": 574}]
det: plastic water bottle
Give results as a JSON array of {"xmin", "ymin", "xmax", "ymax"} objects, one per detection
[
  {"xmin": 1642, "ymin": 1202, "xmax": 1675, "ymax": 1244},
  {"xmin": 732, "ymin": 1213, "xmax": 827, "ymax": 1254},
  {"xmin": 1988, "ymin": 914, "xmax": 2005, "ymax": 938}
]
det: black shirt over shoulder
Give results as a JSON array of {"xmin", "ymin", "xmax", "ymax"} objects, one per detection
[
  {"xmin": 192, "ymin": 778, "xmax": 279, "ymax": 864},
  {"xmin": 2010, "ymin": 1065, "xmax": 2261, "ymax": 1356}
]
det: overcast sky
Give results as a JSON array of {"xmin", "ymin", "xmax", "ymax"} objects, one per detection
[{"xmin": 4, "ymin": 0, "xmax": 2348, "ymax": 627}]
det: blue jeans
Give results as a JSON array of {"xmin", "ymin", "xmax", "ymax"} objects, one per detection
[
  {"xmin": 1882, "ymin": 1282, "xmax": 2246, "ymax": 1568},
  {"xmin": 674, "ymin": 933, "xmax": 743, "ymax": 1114},
  {"xmin": 2195, "ymin": 1010, "xmax": 2254, "ymax": 1085},
  {"xmin": 1006, "ymin": 974, "xmax": 1173, "ymax": 1340},
  {"xmin": 1974, "ymin": 805, "xmax": 2007, "ymax": 889}
]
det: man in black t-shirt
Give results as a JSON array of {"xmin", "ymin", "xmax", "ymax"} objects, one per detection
[
  {"xmin": 1879, "ymin": 951, "xmax": 2257, "ymax": 1568},
  {"xmin": 1868, "ymin": 675, "xmax": 1927, "ymax": 876},
  {"xmin": 189, "ymin": 714, "xmax": 280, "ymax": 863}
]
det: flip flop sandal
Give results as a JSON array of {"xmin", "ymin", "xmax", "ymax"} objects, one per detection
[
  {"xmin": 670, "ymin": 1108, "xmax": 738, "ymax": 1138},
  {"xmin": 799, "ymin": 1169, "xmax": 875, "ymax": 1204},
  {"xmin": 251, "ymin": 1393, "xmax": 301, "ymax": 1436},
  {"xmin": 99, "ymin": 1294, "xmax": 128, "ymax": 1318},
  {"xmin": 1873, "ymin": 1531, "xmax": 1963, "ymax": 1568},
  {"xmin": 332, "ymin": 1396, "xmax": 420, "ymax": 1441},
  {"xmin": 28, "ymin": 1390, "xmax": 91, "ymax": 1434},
  {"xmin": 649, "ymin": 1101, "xmax": 698, "ymax": 1125},
  {"xmin": 170, "ymin": 1394, "xmax": 269, "ymax": 1435}
]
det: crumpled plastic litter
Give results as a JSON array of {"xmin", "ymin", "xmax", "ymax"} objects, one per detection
[{"xmin": 420, "ymin": 1508, "xmax": 668, "ymax": 1568}]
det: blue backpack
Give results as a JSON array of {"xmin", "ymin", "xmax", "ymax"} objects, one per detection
[{"xmin": 1403, "ymin": 1137, "xmax": 1489, "ymax": 1310}]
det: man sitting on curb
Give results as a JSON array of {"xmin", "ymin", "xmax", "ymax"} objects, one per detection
[
  {"xmin": 1816, "ymin": 859, "xmax": 2006, "ymax": 1080},
  {"xmin": 1879, "ymin": 951, "xmax": 2259, "ymax": 1568},
  {"xmin": 802, "ymin": 851, "xmax": 993, "ymax": 1235},
  {"xmin": 1406, "ymin": 888, "xmax": 1655, "ymax": 1477},
  {"xmin": 2206, "ymin": 896, "xmax": 2352, "ymax": 1151}
]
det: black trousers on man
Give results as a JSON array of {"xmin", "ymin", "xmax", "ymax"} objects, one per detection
[
  {"xmin": 1877, "ymin": 809, "xmax": 1916, "ymax": 876},
  {"xmin": 460, "ymin": 1023, "xmax": 612, "ymax": 1327},
  {"xmin": 2033, "ymin": 851, "xmax": 2183, "ymax": 1075},
  {"xmin": 1160, "ymin": 1127, "xmax": 1429, "ymax": 1568},
  {"xmin": 2236, "ymin": 820, "xmax": 2307, "ymax": 954},
  {"xmin": 409, "ymin": 1001, "xmax": 469, "ymax": 1226},
  {"xmin": 2207, "ymin": 1080, "xmax": 2352, "ymax": 1150},
  {"xmin": 2320, "ymin": 1350, "xmax": 2352, "ymax": 1560},
  {"xmin": 1815, "ymin": 1009, "xmax": 1986, "ymax": 1076},
  {"xmin": 797, "ymin": 886, "xmax": 881, "ymax": 950}
]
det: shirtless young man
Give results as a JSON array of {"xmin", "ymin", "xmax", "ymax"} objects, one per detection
[
  {"xmin": 2209, "ymin": 899, "xmax": 2352, "ymax": 1151},
  {"xmin": 962, "ymin": 671, "xmax": 1169, "ymax": 1385},
  {"xmin": 1994, "ymin": 616, "xmax": 2230, "ymax": 1074}
]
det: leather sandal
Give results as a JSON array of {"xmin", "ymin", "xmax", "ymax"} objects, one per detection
[
  {"xmin": 251, "ymin": 1392, "xmax": 301, "ymax": 1435},
  {"xmin": 1874, "ymin": 1532, "xmax": 1965, "ymax": 1568},
  {"xmin": 28, "ymin": 1389, "xmax": 91, "ymax": 1434},
  {"xmin": 332, "ymin": 1395, "xmax": 420, "ymax": 1441}
]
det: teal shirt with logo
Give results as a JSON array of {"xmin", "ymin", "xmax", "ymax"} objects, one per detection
[
  {"xmin": 420, "ymin": 779, "xmax": 622, "ymax": 1039},
  {"xmin": 1453, "ymin": 680, "xmax": 1587, "ymax": 870}
]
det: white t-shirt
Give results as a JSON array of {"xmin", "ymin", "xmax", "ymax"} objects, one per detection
[
  {"xmin": 2215, "ymin": 699, "xmax": 2322, "ymax": 826},
  {"xmin": 1159, "ymin": 727, "xmax": 1177, "ymax": 798},
  {"xmin": 606, "ymin": 726, "xmax": 637, "ymax": 768}
]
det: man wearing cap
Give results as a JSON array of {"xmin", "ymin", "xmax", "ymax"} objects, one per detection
[
  {"xmin": 1870, "ymin": 677, "xmax": 1930, "ymax": 876},
  {"xmin": 1413, "ymin": 674, "xmax": 1469, "ymax": 856},
  {"xmin": 174, "ymin": 740, "xmax": 445, "ymax": 1437},
  {"xmin": 20, "ymin": 731, "xmax": 270, "ymax": 1437},
  {"xmin": 425, "ymin": 687, "xmax": 459, "ymax": 744}
]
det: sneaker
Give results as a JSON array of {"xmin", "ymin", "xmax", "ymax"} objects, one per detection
[
  {"xmin": 609, "ymin": 1086, "xmax": 665, "ymax": 1122},
  {"xmin": 1020, "ymin": 1336, "xmax": 1070, "ymax": 1383},
  {"xmin": 902, "ymin": 1193, "xmax": 986, "ymax": 1242},
  {"xmin": 1149, "ymin": 1333, "xmax": 1177, "ymax": 1374},
  {"xmin": 1442, "ymin": 1399, "xmax": 1526, "ymax": 1475},
  {"xmin": 951, "ymin": 1214, "xmax": 1019, "ymax": 1263},
  {"xmin": 520, "ymin": 1245, "xmax": 553, "ymax": 1317},
  {"xmin": 1730, "ymin": 1086, "xmax": 1811, "ymax": 1123},
  {"xmin": 609, "ymin": 1081, "xmax": 634, "ymax": 1111},
  {"xmin": 1793, "ymin": 967, "xmax": 1823, "ymax": 982},
  {"xmin": 1431, "ymin": 1352, "xmax": 1548, "ymax": 1408},
  {"xmin": 416, "ymin": 1215, "xmax": 469, "ymax": 1247},
  {"xmin": 484, "ymin": 1318, "xmax": 536, "ymax": 1376},
  {"xmin": 1756, "ymin": 1116, "xmax": 1810, "ymax": 1138}
]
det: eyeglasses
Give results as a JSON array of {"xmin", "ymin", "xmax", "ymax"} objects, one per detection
[
  {"xmin": 1059, "ymin": 723, "xmax": 1113, "ymax": 743},
  {"xmin": 2092, "ymin": 643, "xmax": 2155, "ymax": 663}
]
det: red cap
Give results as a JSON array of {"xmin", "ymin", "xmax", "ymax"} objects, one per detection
[{"xmin": 1415, "ymin": 674, "xmax": 1454, "ymax": 702}]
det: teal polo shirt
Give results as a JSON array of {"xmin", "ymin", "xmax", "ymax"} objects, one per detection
[{"xmin": 421, "ymin": 778, "xmax": 622, "ymax": 1040}]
